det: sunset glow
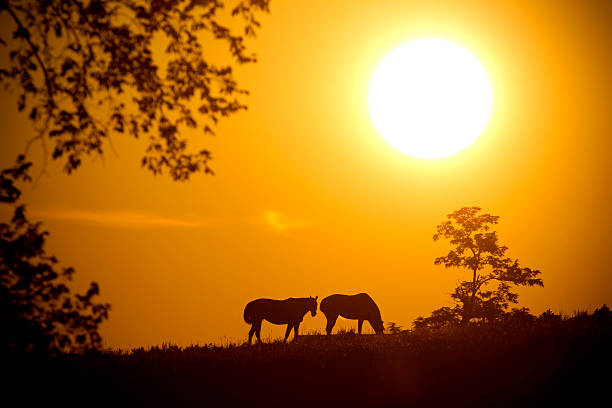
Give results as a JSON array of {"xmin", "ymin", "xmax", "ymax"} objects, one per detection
[{"xmin": 1, "ymin": 0, "xmax": 611, "ymax": 351}]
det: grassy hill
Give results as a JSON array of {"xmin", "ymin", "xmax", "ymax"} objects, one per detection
[{"xmin": 6, "ymin": 312, "xmax": 611, "ymax": 407}]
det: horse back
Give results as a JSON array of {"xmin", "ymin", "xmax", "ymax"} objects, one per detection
[
  {"xmin": 321, "ymin": 293, "xmax": 381, "ymax": 321},
  {"xmin": 244, "ymin": 298, "xmax": 306, "ymax": 325}
]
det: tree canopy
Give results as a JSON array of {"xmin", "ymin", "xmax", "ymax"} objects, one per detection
[{"xmin": 0, "ymin": 0, "xmax": 270, "ymax": 180}]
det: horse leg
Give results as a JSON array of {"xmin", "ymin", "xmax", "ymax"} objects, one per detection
[
  {"xmin": 293, "ymin": 322, "xmax": 301, "ymax": 340},
  {"xmin": 326, "ymin": 315, "xmax": 338, "ymax": 335},
  {"xmin": 254, "ymin": 320, "xmax": 263, "ymax": 343},
  {"xmin": 248, "ymin": 324, "xmax": 256, "ymax": 344},
  {"xmin": 358, "ymin": 319, "xmax": 364, "ymax": 334},
  {"xmin": 283, "ymin": 324, "xmax": 293, "ymax": 342}
]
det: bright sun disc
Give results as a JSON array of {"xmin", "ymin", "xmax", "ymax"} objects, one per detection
[{"xmin": 369, "ymin": 38, "xmax": 493, "ymax": 159}]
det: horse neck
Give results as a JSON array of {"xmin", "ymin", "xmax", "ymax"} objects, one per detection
[{"xmin": 295, "ymin": 297, "xmax": 312, "ymax": 315}]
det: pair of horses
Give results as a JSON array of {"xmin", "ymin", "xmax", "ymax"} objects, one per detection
[{"xmin": 243, "ymin": 293, "xmax": 384, "ymax": 344}]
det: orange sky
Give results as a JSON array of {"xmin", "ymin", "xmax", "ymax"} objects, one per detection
[{"xmin": 1, "ymin": 0, "xmax": 612, "ymax": 348}]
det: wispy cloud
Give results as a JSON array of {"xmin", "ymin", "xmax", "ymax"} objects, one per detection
[
  {"xmin": 254, "ymin": 210, "xmax": 309, "ymax": 234},
  {"xmin": 30, "ymin": 208, "xmax": 210, "ymax": 229}
]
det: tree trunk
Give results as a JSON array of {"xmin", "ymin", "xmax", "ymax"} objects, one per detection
[
  {"xmin": 460, "ymin": 272, "xmax": 479, "ymax": 326},
  {"xmin": 460, "ymin": 302, "xmax": 472, "ymax": 326}
]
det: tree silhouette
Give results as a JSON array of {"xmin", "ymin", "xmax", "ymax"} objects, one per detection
[
  {"xmin": 1, "ymin": 158, "xmax": 110, "ymax": 354},
  {"xmin": 0, "ymin": 0, "xmax": 269, "ymax": 180},
  {"xmin": 0, "ymin": 0, "xmax": 269, "ymax": 353},
  {"xmin": 433, "ymin": 206, "xmax": 543, "ymax": 326}
]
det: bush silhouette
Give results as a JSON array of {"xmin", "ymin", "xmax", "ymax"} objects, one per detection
[{"xmin": 1, "ymin": 161, "xmax": 109, "ymax": 354}]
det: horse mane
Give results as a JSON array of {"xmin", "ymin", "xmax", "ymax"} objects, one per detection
[{"xmin": 285, "ymin": 296, "xmax": 314, "ymax": 303}]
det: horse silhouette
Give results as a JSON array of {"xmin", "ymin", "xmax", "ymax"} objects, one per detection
[
  {"xmin": 320, "ymin": 293, "xmax": 384, "ymax": 335},
  {"xmin": 243, "ymin": 296, "xmax": 318, "ymax": 344}
]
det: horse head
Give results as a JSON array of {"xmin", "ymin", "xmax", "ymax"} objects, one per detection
[
  {"xmin": 374, "ymin": 319, "xmax": 385, "ymax": 334},
  {"xmin": 309, "ymin": 296, "xmax": 318, "ymax": 317}
]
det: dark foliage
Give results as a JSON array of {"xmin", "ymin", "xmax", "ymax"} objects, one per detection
[
  {"xmin": 385, "ymin": 321, "xmax": 402, "ymax": 334},
  {"xmin": 0, "ymin": 161, "xmax": 110, "ymax": 354},
  {"xmin": 5, "ymin": 308, "xmax": 611, "ymax": 407},
  {"xmin": 413, "ymin": 305, "xmax": 461, "ymax": 329},
  {"xmin": 0, "ymin": 0, "xmax": 269, "ymax": 180},
  {"xmin": 414, "ymin": 305, "xmax": 555, "ymax": 330},
  {"xmin": 0, "ymin": 155, "xmax": 31, "ymax": 203},
  {"xmin": 433, "ymin": 206, "xmax": 543, "ymax": 325}
]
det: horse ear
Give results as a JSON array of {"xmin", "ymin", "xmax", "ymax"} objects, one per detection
[{"xmin": 315, "ymin": 296, "xmax": 318, "ymax": 301}]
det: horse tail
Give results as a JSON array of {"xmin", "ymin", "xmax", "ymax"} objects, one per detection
[{"xmin": 243, "ymin": 304, "xmax": 253, "ymax": 324}]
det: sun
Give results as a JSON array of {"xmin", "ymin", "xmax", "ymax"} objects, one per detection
[{"xmin": 369, "ymin": 38, "xmax": 493, "ymax": 159}]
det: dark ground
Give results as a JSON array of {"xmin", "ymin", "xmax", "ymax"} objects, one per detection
[{"xmin": 5, "ymin": 317, "xmax": 611, "ymax": 407}]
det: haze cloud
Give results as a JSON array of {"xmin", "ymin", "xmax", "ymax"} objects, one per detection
[
  {"xmin": 255, "ymin": 210, "xmax": 309, "ymax": 233},
  {"xmin": 30, "ymin": 208, "xmax": 210, "ymax": 229}
]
